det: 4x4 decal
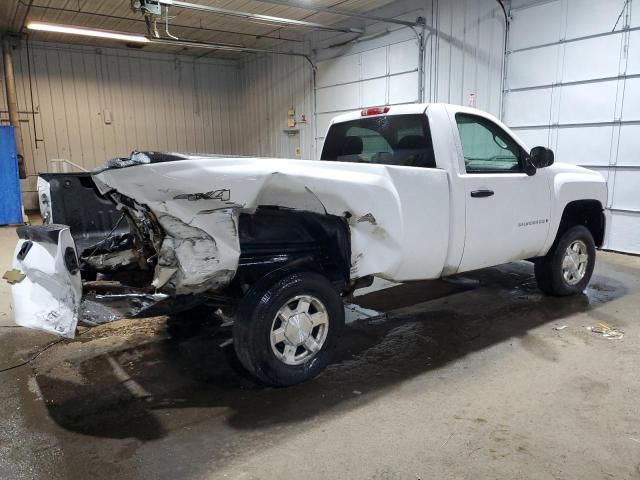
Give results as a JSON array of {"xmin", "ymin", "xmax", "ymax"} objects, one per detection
[{"xmin": 174, "ymin": 189, "xmax": 231, "ymax": 202}]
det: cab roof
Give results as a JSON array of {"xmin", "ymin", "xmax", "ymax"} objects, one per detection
[{"xmin": 330, "ymin": 103, "xmax": 430, "ymax": 125}]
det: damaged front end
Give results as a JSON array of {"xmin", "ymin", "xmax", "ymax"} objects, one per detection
[{"xmin": 11, "ymin": 162, "xmax": 219, "ymax": 336}]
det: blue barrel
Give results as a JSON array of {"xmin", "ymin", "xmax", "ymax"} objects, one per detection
[{"xmin": 0, "ymin": 126, "xmax": 22, "ymax": 225}]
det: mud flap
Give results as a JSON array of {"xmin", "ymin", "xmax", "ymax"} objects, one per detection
[{"xmin": 10, "ymin": 225, "xmax": 82, "ymax": 338}]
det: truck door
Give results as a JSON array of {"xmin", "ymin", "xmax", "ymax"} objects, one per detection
[{"xmin": 455, "ymin": 113, "xmax": 551, "ymax": 272}]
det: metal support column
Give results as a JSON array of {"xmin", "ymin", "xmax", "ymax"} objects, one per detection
[{"xmin": 2, "ymin": 38, "xmax": 26, "ymax": 179}]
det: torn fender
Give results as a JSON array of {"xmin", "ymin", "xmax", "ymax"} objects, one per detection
[{"xmin": 93, "ymin": 154, "xmax": 452, "ymax": 292}]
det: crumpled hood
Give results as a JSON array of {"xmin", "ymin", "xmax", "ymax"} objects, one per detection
[{"xmin": 92, "ymin": 154, "xmax": 451, "ymax": 292}]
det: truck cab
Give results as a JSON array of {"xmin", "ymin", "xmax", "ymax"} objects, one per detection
[{"xmin": 321, "ymin": 103, "xmax": 605, "ymax": 276}]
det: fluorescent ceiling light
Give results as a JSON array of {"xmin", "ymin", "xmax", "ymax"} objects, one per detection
[{"xmin": 27, "ymin": 23, "xmax": 149, "ymax": 43}]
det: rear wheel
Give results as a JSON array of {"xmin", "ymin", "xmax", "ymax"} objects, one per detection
[
  {"xmin": 233, "ymin": 272, "xmax": 344, "ymax": 386},
  {"xmin": 535, "ymin": 225, "xmax": 596, "ymax": 296}
]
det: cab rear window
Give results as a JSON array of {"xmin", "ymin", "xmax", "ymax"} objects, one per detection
[{"xmin": 320, "ymin": 114, "xmax": 436, "ymax": 168}]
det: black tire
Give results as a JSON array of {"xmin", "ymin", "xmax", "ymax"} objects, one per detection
[
  {"xmin": 535, "ymin": 225, "xmax": 596, "ymax": 296},
  {"xmin": 233, "ymin": 272, "xmax": 344, "ymax": 386}
]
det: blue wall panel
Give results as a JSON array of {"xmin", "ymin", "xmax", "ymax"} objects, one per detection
[{"xmin": 0, "ymin": 126, "xmax": 22, "ymax": 225}]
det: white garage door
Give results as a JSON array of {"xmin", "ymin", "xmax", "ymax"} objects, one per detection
[
  {"xmin": 314, "ymin": 28, "xmax": 420, "ymax": 158},
  {"xmin": 504, "ymin": 0, "xmax": 640, "ymax": 253}
]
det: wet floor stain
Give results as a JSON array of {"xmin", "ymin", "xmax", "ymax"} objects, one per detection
[
  {"xmin": 0, "ymin": 259, "xmax": 635, "ymax": 479},
  {"xmin": 34, "ymin": 266, "xmax": 620, "ymax": 428}
]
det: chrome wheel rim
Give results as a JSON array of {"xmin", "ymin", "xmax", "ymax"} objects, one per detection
[
  {"xmin": 270, "ymin": 295, "xmax": 329, "ymax": 366},
  {"xmin": 562, "ymin": 240, "xmax": 589, "ymax": 286}
]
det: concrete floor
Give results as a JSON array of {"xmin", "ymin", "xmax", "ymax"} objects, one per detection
[{"xmin": 1, "ymin": 224, "xmax": 640, "ymax": 480}]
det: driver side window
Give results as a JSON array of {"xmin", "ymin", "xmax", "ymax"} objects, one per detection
[{"xmin": 456, "ymin": 114, "xmax": 522, "ymax": 173}]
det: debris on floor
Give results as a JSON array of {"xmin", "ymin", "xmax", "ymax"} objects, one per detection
[
  {"xmin": 587, "ymin": 322, "xmax": 624, "ymax": 339},
  {"xmin": 2, "ymin": 269, "xmax": 25, "ymax": 285},
  {"xmin": 553, "ymin": 325, "xmax": 568, "ymax": 331},
  {"xmin": 344, "ymin": 304, "xmax": 385, "ymax": 324}
]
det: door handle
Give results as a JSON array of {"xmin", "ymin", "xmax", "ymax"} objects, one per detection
[{"xmin": 470, "ymin": 189, "xmax": 494, "ymax": 198}]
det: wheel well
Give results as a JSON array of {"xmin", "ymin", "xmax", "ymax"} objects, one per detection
[
  {"xmin": 557, "ymin": 200, "xmax": 605, "ymax": 247},
  {"xmin": 231, "ymin": 207, "xmax": 351, "ymax": 293}
]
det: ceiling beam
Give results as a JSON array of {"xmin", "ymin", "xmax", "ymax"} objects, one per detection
[
  {"xmin": 161, "ymin": 1, "xmax": 364, "ymax": 34},
  {"xmin": 250, "ymin": 0, "xmax": 424, "ymax": 28},
  {"xmin": 149, "ymin": 36, "xmax": 310, "ymax": 57}
]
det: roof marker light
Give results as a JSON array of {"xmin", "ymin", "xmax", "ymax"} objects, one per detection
[{"xmin": 361, "ymin": 106, "xmax": 390, "ymax": 116}]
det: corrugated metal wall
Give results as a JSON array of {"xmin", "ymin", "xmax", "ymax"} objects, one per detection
[
  {"xmin": 0, "ymin": 41, "xmax": 241, "ymax": 209},
  {"xmin": 504, "ymin": 0, "xmax": 640, "ymax": 254},
  {"xmin": 236, "ymin": 53, "xmax": 315, "ymax": 160},
  {"xmin": 430, "ymin": 0, "xmax": 505, "ymax": 116}
]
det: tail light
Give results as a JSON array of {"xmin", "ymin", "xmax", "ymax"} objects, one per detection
[{"xmin": 361, "ymin": 106, "xmax": 390, "ymax": 116}]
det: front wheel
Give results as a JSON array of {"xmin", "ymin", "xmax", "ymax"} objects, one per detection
[
  {"xmin": 233, "ymin": 272, "xmax": 345, "ymax": 386},
  {"xmin": 535, "ymin": 225, "xmax": 596, "ymax": 296}
]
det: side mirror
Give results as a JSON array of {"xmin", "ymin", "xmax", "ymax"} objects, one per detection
[{"xmin": 529, "ymin": 146, "xmax": 554, "ymax": 169}]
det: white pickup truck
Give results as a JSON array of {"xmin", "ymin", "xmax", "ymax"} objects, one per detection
[{"xmin": 8, "ymin": 103, "xmax": 607, "ymax": 385}]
